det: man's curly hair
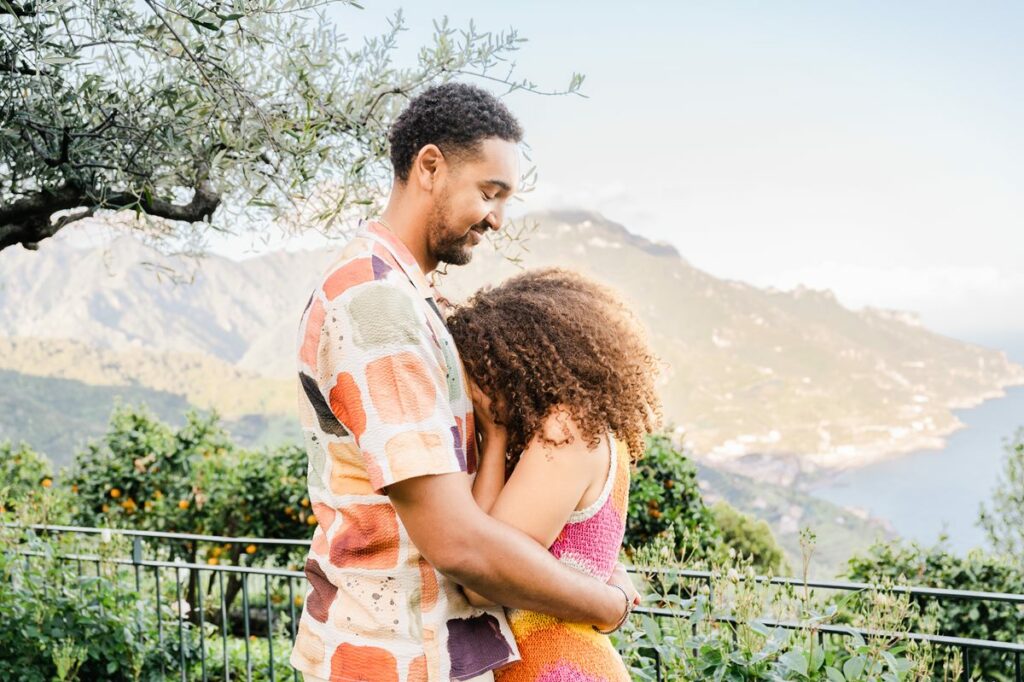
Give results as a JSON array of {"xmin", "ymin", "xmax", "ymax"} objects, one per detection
[
  {"xmin": 388, "ymin": 82, "xmax": 523, "ymax": 182},
  {"xmin": 447, "ymin": 267, "xmax": 662, "ymax": 468}
]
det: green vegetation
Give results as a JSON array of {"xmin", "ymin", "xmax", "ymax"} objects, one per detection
[
  {"xmin": 2, "ymin": 406, "xmax": 1021, "ymax": 680},
  {"xmin": 0, "ymin": 523, "xmax": 173, "ymax": 681},
  {"xmin": 625, "ymin": 433, "xmax": 720, "ymax": 559},
  {"xmin": 711, "ymin": 500, "xmax": 789, "ymax": 575},
  {"xmin": 615, "ymin": 529, "xmax": 965, "ymax": 681},
  {"xmin": 979, "ymin": 427, "xmax": 1024, "ymax": 564},
  {"xmin": 67, "ymin": 405, "xmax": 312, "ymax": 549},
  {"xmin": 1, "ymin": 0, "xmax": 581, "ymax": 253},
  {"xmin": 844, "ymin": 538, "xmax": 1024, "ymax": 681},
  {"xmin": 626, "ymin": 433, "xmax": 792, "ymax": 575}
]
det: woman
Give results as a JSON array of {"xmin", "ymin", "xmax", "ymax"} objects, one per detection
[{"xmin": 447, "ymin": 267, "xmax": 662, "ymax": 681}]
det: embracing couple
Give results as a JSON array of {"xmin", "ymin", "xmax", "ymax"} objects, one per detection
[{"xmin": 289, "ymin": 82, "xmax": 661, "ymax": 682}]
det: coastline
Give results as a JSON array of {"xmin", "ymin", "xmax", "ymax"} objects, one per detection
[{"xmin": 690, "ymin": 373, "xmax": 1024, "ymax": 488}]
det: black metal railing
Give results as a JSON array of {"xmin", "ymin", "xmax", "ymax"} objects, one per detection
[{"xmin": 5, "ymin": 524, "xmax": 1023, "ymax": 681}]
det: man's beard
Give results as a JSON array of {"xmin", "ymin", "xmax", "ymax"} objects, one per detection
[{"xmin": 427, "ymin": 200, "xmax": 477, "ymax": 266}]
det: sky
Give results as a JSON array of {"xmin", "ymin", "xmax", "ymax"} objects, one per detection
[{"xmin": 210, "ymin": 1, "xmax": 1024, "ymax": 348}]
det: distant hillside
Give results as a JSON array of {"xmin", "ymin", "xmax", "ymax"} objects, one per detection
[
  {"xmin": 695, "ymin": 462, "xmax": 894, "ymax": 579},
  {"xmin": 1, "ymin": 209, "xmax": 1021, "ymax": 478},
  {"xmin": 0, "ymin": 337, "xmax": 294, "ymax": 417},
  {"xmin": 0, "ymin": 370, "xmax": 191, "ymax": 470},
  {"xmin": 443, "ymin": 210, "xmax": 1024, "ymax": 477}
]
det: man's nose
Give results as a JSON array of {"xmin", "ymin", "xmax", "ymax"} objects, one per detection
[{"xmin": 487, "ymin": 206, "xmax": 504, "ymax": 231}]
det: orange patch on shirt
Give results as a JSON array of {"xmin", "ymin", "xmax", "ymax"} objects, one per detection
[
  {"xmin": 312, "ymin": 502, "xmax": 336, "ymax": 529},
  {"xmin": 300, "ymin": 298, "xmax": 326, "ymax": 369},
  {"xmin": 366, "ymin": 351, "xmax": 436, "ymax": 423},
  {"xmin": 330, "ymin": 642, "xmax": 398, "ymax": 682},
  {"xmin": 384, "ymin": 431, "xmax": 451, "ymax": 482},
  {"xmin": 311, "ymin": 528, "xmax": 329, "ymax": 555},
  {"xmin": 293, "ymin": 621, "xmax": 326, "ymax": 666},
  {"xmin": 323, "ymin": 258, "xmax": 374, "ymax": 300},
  {"xmin": 407, "ymin": 654, "xmax": 428, "ymax": 682},
  {"xmin": 328, "ymin": 372, "xmax": 366, "ymax": 438},
  {"xmin": 327, "ymin": 441, "xmax": 375, "ymax": 496},
  {"xmin": 418, "ymin": 557, "xmax": 438, "ymax": 613},
  {"xmin": 329, "ymin": 503, "xmax": 399, "ymax": 569}
]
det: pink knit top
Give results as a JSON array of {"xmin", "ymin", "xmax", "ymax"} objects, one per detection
[{"xmin": 495, "ymin": 433, "xmax": 632, "ymax": 681}]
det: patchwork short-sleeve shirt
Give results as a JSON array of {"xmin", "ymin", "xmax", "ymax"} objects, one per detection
[{"xmin": 289, "ymin": 219, "xmax": 520, "ymax": 681}]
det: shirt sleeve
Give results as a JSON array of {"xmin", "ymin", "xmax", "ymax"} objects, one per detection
[{"xmin": 314, "ymin": 278, "xmax": 467, "ymax": 493}]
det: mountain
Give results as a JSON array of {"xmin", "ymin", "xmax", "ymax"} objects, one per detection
[{"xmin": 2, "ymin": 209, "xmax": 1022, "ymax": 481}]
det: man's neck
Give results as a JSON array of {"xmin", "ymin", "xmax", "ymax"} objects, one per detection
[{"xmin": 379, "ymin": 202, "xmax": 437, "ymax": 276}]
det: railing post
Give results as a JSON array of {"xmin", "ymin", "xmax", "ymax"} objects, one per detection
[{"xmin": 132, "ymin": 536, "xmax": 143, "ymax": 642}]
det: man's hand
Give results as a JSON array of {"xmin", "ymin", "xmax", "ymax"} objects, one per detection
[{"xmin": 594, "ymin": 561, "xmax": 641, "ymax": 631}]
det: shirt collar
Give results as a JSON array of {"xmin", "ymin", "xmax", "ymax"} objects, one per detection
[
  {"xmin": 358, "ymin": 218, "xmax": 434, "ymax": 300},
  {"xmin": 358, "ymin": 218, "xmax": 448, "ymax": 326}
]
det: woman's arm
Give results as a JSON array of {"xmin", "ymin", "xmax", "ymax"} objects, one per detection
[
  {"xmin": 472, "ymin": 430, "xmax": 508, "ymax": 514},
  {"xmin": 469, "ymin": 378, "xmax": 509, "ymax": 514},
  {"xmin": 465, "ymin": 410, "xmax": 599, "ymax": 606}
]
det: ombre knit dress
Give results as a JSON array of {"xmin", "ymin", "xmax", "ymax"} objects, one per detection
[{"xmin": 495, "ymin": 433, "xmax": 632, "ymax": 682}]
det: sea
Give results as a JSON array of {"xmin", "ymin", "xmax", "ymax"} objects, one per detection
[{"xmin": 809, "ymin": 335, "xmax": 1024, "ymax": 554}]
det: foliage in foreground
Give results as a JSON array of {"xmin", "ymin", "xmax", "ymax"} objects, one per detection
[
  {"xmin": 844, "ymin": 537, "xmax": 1024, "ymax": 681},
  {"xmin": 0, "ymin": 521, "xmax": 168, "ymax": 681},
  {"xmin": 616, "ymin": 529, "xmax": 968, "ymax": 681}
]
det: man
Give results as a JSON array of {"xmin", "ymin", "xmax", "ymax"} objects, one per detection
[{"xmin": 289, "ymin": 82, "xmax": 637, "ymax": 682}]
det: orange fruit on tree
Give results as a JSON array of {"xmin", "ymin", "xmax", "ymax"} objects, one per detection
[
  {"xmin": 41, "ymin": 478, "xmax": 52, "ymax": 488},
  {"xmin": 109, "ymin": 488, "xmax": 121, "ymax": 498},
  {"xmin": 178, "ymin": 499, "xmax": 189, "ymax": 510},
  {"xmin": 246, "ymin": 544, "xmax": 257, "ymax": 555}
]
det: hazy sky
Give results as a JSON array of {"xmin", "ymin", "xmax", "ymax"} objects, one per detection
[{"xmin": 213, "ymin": 2, "xmax": 1024, "ymax": 345}]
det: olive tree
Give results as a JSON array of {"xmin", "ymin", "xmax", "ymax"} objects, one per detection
[{"xmin": 0, "ymin": 0, "xmax": 582, "ymax": 252}]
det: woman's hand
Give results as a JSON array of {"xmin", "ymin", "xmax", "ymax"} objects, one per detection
[{"xmin": 469, "ymin": 379, "xmax": 507, "ymax": 453}]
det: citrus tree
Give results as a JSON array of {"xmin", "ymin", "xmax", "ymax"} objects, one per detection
[
  {"xmin": 67, "ymin": 404, "xmax": 311, "ymax": 618},
  {"xmin": 0, "ymin": 441, "xmax": 54, "ymax": 514}
]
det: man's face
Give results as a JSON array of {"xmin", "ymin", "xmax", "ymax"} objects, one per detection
[{"xmin": 426, "ymin": 137, "xmax": 519, "ymax": 266}]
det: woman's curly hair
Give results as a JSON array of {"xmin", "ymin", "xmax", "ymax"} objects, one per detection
[{"xmin": 447, "ymin": 267, "xmax": 662, "ymax": 467}]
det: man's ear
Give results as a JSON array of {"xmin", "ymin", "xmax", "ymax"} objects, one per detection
[{"xmin": 413, "ymin": 144, "xmax": 445, "ymax": 191}]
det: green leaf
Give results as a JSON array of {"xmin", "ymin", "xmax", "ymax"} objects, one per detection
[
  {"xmin": 780, "ymin": 650, "xmax": 808, "ymax": 676},
  {"xmin": 843, "ymin": 655, "xmax": 866, "ymax": 680},
  {"xmin": 825, "ymin": 666, "xmax": 846, "ymax": 682}
]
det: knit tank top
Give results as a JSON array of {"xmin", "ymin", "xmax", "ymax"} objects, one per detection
[{"xmin": 495, "ymin": 433, "xmax": 632, "ymax": 681}]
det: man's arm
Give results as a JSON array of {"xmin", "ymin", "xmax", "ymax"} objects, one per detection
[{"xmin": 389, "ymin": 471, "xmax": 631, "ymax": 629}]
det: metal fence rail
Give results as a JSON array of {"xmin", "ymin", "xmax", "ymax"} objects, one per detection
[{"xmin": 4, "ymin": 523, "xmax": 1023, "ymax": 681}]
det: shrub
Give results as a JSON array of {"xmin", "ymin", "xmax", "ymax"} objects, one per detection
[
  {"xmin": 616, "ymin": 529, "xmax": 957, "ymax": 681},
  {"xmin": 711, "ymin": 500, "xmax": 790, "ymax": 575},
  {"xmin": 979, "ymin": 427, "xmax": 1024, "ymax": 563},
  {"xmin": 626, "ymin": 433, "xmax": 718, "ymax": 559},
  {"xmin": 0, "ymin": 516, "xmax": 178, "ymax": 680},
  {"xmin": 844, "ymin": 537, "xmax": 1024, "ymax": 681}
]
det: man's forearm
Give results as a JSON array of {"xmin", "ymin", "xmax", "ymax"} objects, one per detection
[{"xmin": 442, "ymin": 511, "xmax": 624, "ymax": 625}]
